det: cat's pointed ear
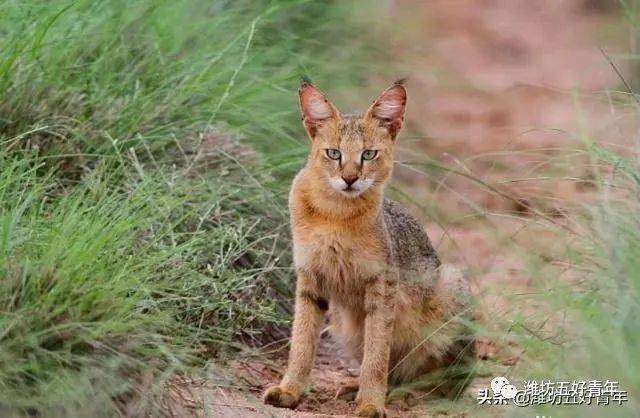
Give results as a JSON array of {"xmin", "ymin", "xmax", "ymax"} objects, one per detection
[
  {"xmin": 365, "ymin": 81, "xmax": 407, "ymax": 140},
  {"xmin": 299, "ymin": 82, "xmax": 340, "ymax": 140}
]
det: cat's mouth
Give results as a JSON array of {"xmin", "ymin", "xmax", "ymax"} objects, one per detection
[
  {"xmin": 339, "ymin": 185, "xmax": 364, "ymax": 197},
  {"xmin": 328, "ymin": 176, "xmax": 372, "ymax": 197}
]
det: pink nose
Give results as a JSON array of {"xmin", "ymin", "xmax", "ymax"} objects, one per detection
[{"xmin": 342, "ymin": 175, "xmax": 358, "ymax": 187}]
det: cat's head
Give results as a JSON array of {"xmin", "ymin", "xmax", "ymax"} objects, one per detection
[{"xmin": 299, "ymin": 80, "xmax": 406, "ymax": 199}]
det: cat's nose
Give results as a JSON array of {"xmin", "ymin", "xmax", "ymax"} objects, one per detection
[{"xmin": 342, "ymin": 175, "xmax": 359, "ymax": 187}]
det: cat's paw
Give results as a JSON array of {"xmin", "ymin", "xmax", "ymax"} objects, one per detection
[
  {"xmin": 263, "ymin": 385, "xmax": 300, "ymax": 409},
  {"xmin": 335, "ymin": 379, "xmax": 359, "ymax": 401},
  {"xmin": 354, "ymin": 403, "xmax": 386, "ymax": 418}
]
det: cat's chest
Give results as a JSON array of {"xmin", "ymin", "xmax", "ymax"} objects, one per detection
[
  {"xmin": 296, "ymin": 229, "xmax": 354, "ymax": 269},
  {"xmin": 292, "ymin": 222, "xmax": 386, "ymax": 291}
]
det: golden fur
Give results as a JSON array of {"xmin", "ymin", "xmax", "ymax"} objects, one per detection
[{"xmin": 263, "ymin": 81, "xmax": 474, "ymax": 418}]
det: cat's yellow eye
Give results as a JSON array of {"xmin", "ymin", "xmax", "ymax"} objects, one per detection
[
  {"xmin": 326, "ymin": 149, "xmax": 341, "ymax": 160},
  {"xmin": 362, "ymin": 150, "xmax": 378, "ymax": 161}
]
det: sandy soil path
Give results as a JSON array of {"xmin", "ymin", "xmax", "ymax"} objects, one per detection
[{"xmin": 170, "ymin": 1, "xmax": 626, "ymax": 416}]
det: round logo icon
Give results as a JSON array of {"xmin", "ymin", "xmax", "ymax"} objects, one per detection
[{"xmin": 490, "ymin": 376, "xmax": 510, "ymax": 395}]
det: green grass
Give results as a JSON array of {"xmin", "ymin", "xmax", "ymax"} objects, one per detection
[
  {"xmin": 510, "ymin": 5, "xmax": 640, "ymax": 412},
  {"xmin": 0, "ymin": 0, "xmax": 385, "ymax": 415},
  {"xmin": 0, "ymin": 143, "xmax": 289, "ymax": 416},
  {"xmin": 0, "ymin": 0, "xmax": 383, "ymax": 177},
  {"xmin": 3, "ymin": 1, "xmax": 639, "ymax": 417},
  {"xmin": 520, "ymin": 142, "xmax": 640, "ymax": 417}
]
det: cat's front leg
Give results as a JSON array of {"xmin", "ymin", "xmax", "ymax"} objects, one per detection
[
  {"xmin": 355, "ymin": 276, "xmax": 396, "ymax": 418},
  {"xmin": 263, "ymin": 270, "xmax": 326, "ymax": 409}
]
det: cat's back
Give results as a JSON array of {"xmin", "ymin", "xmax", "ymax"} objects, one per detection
[{"xmin": 382, "ymin": 199, "xmax": 440, "ymax": 279}]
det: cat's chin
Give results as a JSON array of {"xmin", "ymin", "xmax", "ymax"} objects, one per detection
[{"xmin": 338, "ymin": 189, "xmax": 364, "ymax": 198}]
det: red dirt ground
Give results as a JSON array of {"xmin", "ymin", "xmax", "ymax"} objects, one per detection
[{"xmin": 168, "ymin": 1, "xmax": 631, "ymax": 416}]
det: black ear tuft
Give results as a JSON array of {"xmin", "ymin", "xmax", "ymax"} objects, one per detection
[
  {"xmin": 393, "ymin": 77, "xmax": 408, "ymax": 86},
  {"xmin": 300, "ymin": 75, "xmax": 313, "ymax": 87}
]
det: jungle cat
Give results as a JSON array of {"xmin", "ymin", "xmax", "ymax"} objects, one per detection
[{"xmin": 263, "ymin": 80, "xmax": 474, "ymax": 418}]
